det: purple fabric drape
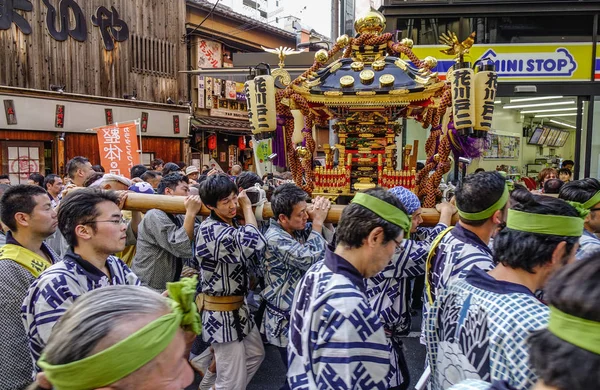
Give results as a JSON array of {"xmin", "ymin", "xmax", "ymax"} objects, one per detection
[{"xmin": 273, "ymin": 115, "xmax": 287, "ymax": 168}]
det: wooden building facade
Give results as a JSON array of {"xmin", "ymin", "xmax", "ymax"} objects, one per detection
[{"xmin": 0, "ymin": 0, "xmax": 190, "ymax": 181}]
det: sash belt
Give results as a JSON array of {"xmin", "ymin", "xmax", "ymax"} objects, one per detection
[{"xmin": 196, "ymin": 293, "xmax": 244, "ymax": 312}]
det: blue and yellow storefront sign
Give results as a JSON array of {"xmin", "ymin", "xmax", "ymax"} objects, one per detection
[{"xmin": 411, "ymin": 43, "xmax": 593, "ymax": 82}]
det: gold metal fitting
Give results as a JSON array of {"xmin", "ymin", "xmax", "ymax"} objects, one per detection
[
  {"xmin": 379, "ymin": 74, "xmax": 395, "ymax": 87},
  {"xmin": 340, "ymin": 75, "xmax": 355, "ymax": 88},
  {"xmin": 350, "ymin": 62, "xmax": 364, "ymax": 71},
  {"xmin": 314, "ymin": 49, "xmax": 329, "ymax": 64},
  {"xmin": 400, "ymin": 38, "xmax": 414, "ymax": 48},
  {"xmin": 359, "ymin": 69, "xmax": 375, "ymax": 85},
  {"xmin": 372, "ymin": 60, "xmax": 386, "ymax": 71},
  {"xmin": 423, "ymin": 56, "xmax": 438, "ymax": 68},
  {"xmin": 336, "ymin": 34, "xmax": 350, "ymax": 47}
]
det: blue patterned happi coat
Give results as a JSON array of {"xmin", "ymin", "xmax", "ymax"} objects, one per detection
[
  {"xmin": 287, "ymin": 249, "xmax": 391, "ymax": 390},
  {"xmin": 196, "ymin": 212, "xmax": 267, "ymax": 344},
  {"xmin": 261, "ymin": 219, "xmax": 327, "ymax": 348},
  {"xmin": 22, "ymin": 250, "xmax": 140, "ymax": 366},
  {"xmin": 424, "ymin": 267, "xmax": 548, "ymax": 390},
  {"xmin": 577, "ymin": 229, "xmax": 600, "ymax": 260},
  {"xmin": 367, "ymin": 224, "xmax": 447, "ymax": 387}
]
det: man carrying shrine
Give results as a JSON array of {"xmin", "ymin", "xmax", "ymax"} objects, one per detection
[
  {"xmin": 287, "ymin": 188, "xmax": 411, "ymax": 390},
  {"xmin": 446, "ymin": 253, "xmax": 600, "ymax": 390},
  {"xmin": 367, "ymin": 186, "xmax": 456, "ymax": 390},
  {"xmin": 425, "ymin": 171, "xmax": 507, "ymax": 311},
  {"xmin": 132, "ymin": 173, "xmax": 202, "ymax": 292},
  {"xmin": 558, "ymin": 178, "xmax": 600, "ymax": 258},
  {"xmin": 196, "ymin": 174, "xmax": 267, "ymax": 389},
  {"xmin": 22, "ymin": 188, "xmax": 141, "ymax": 368},
  {"xmin": 0, "ymin": 185, "xmax": 60, "ymax": 389},
  {"xmin": 261, "ymin": 184, "xmax": 330, "ymax": 389},
  {"xmin": 425, "ymin": 190, "xmax": 582, "ymax": 389}
]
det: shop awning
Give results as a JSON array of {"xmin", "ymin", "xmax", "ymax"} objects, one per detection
[{"xmin": 191, "ymin": 116, "xmax": 251, "ymax": 133}]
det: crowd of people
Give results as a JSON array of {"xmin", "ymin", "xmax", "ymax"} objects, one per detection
[{"xmin": 0, "ymin": 155, "xmax": 598, "ymax": 390}]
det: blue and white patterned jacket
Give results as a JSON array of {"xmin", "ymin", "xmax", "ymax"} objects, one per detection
[
  {"xmin": 21, "ymin": 250, "xmax": 140, "ymax": 367},
  {"xmin": 424, "ymin": 267, "xmax": 548, "ymax": 390},
  {"xmin": 287, "ymin": 249, "xmax": 391, "ymax": 390},
  {"xmin": 577, "ymin": 229, "xmax": 600, "ymax": 260},
  {"xmin": 367, "ymin": 224, "xmax": 447, "ymax": 388},
  {"xmin": 261, "ymin": 219, "xmax": 327, "ymax": 347},
  {"xmin": 195, "ymin": 212, "xmax": 267, "ymax": 344}
]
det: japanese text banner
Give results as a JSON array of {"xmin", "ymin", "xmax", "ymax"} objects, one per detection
[{"xmin": 95, "ymin": 122, "xmax": 141, "ymax": 178}]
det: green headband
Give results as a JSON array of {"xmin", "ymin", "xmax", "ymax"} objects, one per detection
[
  {"xmin": 352, "ymin": 192, "xmax": 412, "ymax": 235},
  {"xmin": 566, "ymin": 190, "xmax": 600, "ymax": 219},
  {"xmin": 38, "ymin": 277, "xmax": 201, "ymax": 390},
  {"xmin": 457, "ymin": 184, "xmax": 509, "ymax": 221},
  {"xmin": 583, "ymin": 190, "xmax": 600, "ymax": 210},
  {"xmin": 506, "ymin": 209, "xmax": 584, "ymax": 237},
  {"xmin": 548, "ymin": 305, "xmax": 600, "ymax": 355}
]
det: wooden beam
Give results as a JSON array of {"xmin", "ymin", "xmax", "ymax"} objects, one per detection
[{"xmin": 121, "ymin": 193, "xmax": 458, "ymax": 227}]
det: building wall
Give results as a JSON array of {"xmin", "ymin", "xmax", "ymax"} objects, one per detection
[{"xmin": 0, "ymin": 0, "xmax": 187, "ymax": 103}]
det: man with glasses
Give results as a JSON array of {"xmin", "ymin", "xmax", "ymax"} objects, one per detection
[
  {"xmin": 559, "ymin": 178, "xmax": 600, "ymax": 259},
  {"xmin": 131, "ymin": 173, "xmax": 202, "ymax": 292},
  {"xmin": 22, "ymin": 188, "xmax": 141, "ymax": 368},
  {"xmin": 367, "ymin": 186, "xmax": 456, "ymax": 390},
  {"xmin": 288, "ymin": 188, "xmax": 411, "ymax": 389}
]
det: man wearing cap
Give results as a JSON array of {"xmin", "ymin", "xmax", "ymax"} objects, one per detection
[
  {"xmin": 367, "ymin": 186, "xmax": 456, "ymax": 390},
  {"xmin": 558, "ymin": 178, "xmax": 600, "ymax": 259},
  {"xmin": 425, "ymin": 172, "xmax": 508, "ymax": 311},
  {"xmin": 424, "ymin": 190, "xmax": 582, "ymax": 389},
  {"xmin": 287, "ymin": 188, "xmax": 411, "ymax": 389},
  {"xmin": 132, "ymin": 173, "xmax": 202, "ymax": 292},
  {"xmin": 186, "ymin": 165, "xmax": 200, "ymax": 184},
  {"xmin": 22, "ymin": 188, "xmax": 142, "ymax": 369},
  {"xmin": 31, "ymin": 280, "xmax": 200, "ymax": 390}
]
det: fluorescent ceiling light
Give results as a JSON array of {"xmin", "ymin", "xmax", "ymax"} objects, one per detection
[
  {"xmin": 503, "ymin": 100, "xmax": 575, "ymax": 109},
  {"xmin": 550, "ymin": 119, "xmax": 576, "ymax": 129},
  {"xmin": 534, "ymin": 113, "xmax": 578, "ymax": 118},
  {"xmin": 521, "ymin": 107, "xmax": 577, "ymax": 114},
  {"xmin": 509, "ymin": 96, "xmax": 563, "ymax": 103},
  {"xmin": 494, "ymin": 100, "xmax": 501, "ymax": 104}
]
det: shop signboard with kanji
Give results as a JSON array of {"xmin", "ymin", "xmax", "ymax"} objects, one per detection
[
  {"xmin": 197, "ymin": 39, "xmax": 222, "ymax": 68},
  {"xmin": 95, "ymin": 121, "xmax": 141, "ymax": 178}
]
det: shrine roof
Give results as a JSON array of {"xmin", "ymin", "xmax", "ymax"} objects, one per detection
[{"xmin": 292, "ymin": 56, "xmax": 445, "ymax": 106}]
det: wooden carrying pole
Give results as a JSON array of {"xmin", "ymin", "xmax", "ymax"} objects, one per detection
[{"xmin": 123, "ymin": 193, "xmax": 459, "ymax": 227}]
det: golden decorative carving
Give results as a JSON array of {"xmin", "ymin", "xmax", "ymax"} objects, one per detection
[{"xmin": 354, "ymin": 9, "xmax": 386, "ymax": 35}]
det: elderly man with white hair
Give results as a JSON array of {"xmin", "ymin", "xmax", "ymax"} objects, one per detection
[{"xmin": 29, "ymin": 279, "xmax": 200, "ymax": 390}]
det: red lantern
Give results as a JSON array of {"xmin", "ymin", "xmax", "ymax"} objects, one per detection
[
  {"xmin": 207, "ymin": 134, "xmax": 217, "ymax": 150},
  {"xmin": 238, "ymin": 136, "xmax": 246, "ymax": 151}
]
